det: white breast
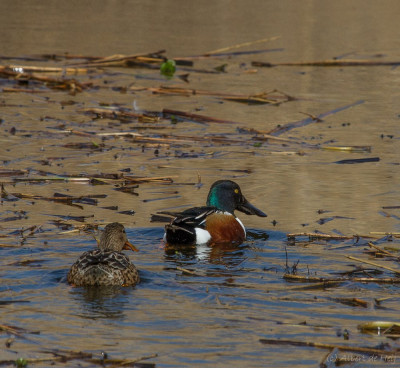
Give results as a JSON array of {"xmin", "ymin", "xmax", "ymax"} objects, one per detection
[
  {"xmin": 235, "ymin": 216, "xmax": 246, "ymax": 236},
  {"xmin": 195, "ymin": 228, "xmax": 212, "ymax": 245}
]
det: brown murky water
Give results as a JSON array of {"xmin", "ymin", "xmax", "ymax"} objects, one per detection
[{"xmin": 1, "ymin": 1, "xmax": 400, "ymax": 367}]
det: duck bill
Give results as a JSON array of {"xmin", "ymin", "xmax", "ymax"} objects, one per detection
[
  {"xmin": 123, "ymin": 240, "xmax": 139, "ymax": 252},
  {"xmin": 237, "ymin": 198, "xmax": 267, "ymax": 217}
]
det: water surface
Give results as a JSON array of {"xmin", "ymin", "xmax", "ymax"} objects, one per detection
[{"xmin": 1, "ymin": 1, "xmax": 400, "ymax": 367}]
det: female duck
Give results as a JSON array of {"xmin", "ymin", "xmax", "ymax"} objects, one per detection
[
  {"xmin": 163, "ymin": 180, "xmax": 267, "ymax": 246},
  {"xmin": 68, "ymin": 222, "xmax": 139, "ymax": 287}
]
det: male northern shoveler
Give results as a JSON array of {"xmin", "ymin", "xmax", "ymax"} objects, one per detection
[
  {"xmin": 67, "ymin": 222, "xmax": 140, "ymax": 287},
  {"xmin": 163, "ymin": 180, "xmax": 267, "ymax": 246}
]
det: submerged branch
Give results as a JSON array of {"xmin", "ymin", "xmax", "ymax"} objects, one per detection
[
  {"xmin": 267, "ymin": 100, "xmax": 365, "ymax": 136},
  {"xmin": 163, "ymin": 108, "xmax": 241, "ymax": 125}
]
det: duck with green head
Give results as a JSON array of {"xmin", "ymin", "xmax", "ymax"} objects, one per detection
[{"xmin": 163, "ymin": 180, "xmax": 267, "ymax": 246}]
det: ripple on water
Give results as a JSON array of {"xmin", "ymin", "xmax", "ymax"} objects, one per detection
[{"xmin": 2, "ymin": 226, "xmax": 400, "ymax": 366}]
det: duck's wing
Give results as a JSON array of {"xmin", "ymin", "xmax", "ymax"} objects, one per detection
[
  {"xmin": 84, "ymin": 249, "xmax": 132, "ymax": 270},
  {"xmin": 153, "ymin": 207, "xmax": 209, "ymax": 222},
  {"xmin": 69, "ymin": 249, "xmax": 131, "ymax": 273},
  {"xmin": 164, "ymin": 206, "xmax": 217, "ymax": 245},
  {"xmin": 170, "ymin": 206, "xmax": 217, "ymax": 228},
  {"xmin": 68, "ymin": 249, "xmax": 138, "ymax": 286}
]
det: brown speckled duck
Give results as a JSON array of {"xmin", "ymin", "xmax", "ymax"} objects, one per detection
[{"xmin": 67, "ymin": 223, "xmax": 140, "ymax": 287}]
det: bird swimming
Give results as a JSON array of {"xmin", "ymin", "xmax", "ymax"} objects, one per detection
[
  {"xmin": 67, "ymin": 222, "xmax": 140, "ymax": 287},
  {"xmin": 163, "ymin": 180, "xmax": 267, "ymax": 246}
]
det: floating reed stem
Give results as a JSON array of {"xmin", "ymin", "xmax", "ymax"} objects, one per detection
[
  {"xmin": 287, "ymin": 232, "xmax": 356, "ymax": 241},
  {"xmin": 1, "ymin": 65, "xmax": 88, "ymax": 74},
  {"xmin": 204, "ymin": 36, "xmax": 280, "ymax": 55},
  {"xmin": 284, "ymin": 274, "xmax": 400, "ymax": 284},
  {"xmin": 347, "ymin": 256, "xmax": 400, "ymax": 275},
  {"xmin": 252, "ymin": 59, "xmax": 400, "ymax": 67},
  {"xmin": 259, "ymin": 338, "xmax": 400, "ymax": 356}
]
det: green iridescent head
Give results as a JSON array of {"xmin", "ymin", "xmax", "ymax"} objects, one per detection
[{"xmin": 206, "ymin": 180, "xmax": 267, "ymax": 217}]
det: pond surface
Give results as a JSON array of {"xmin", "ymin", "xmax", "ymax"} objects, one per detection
[{"xmin": 1, "ymin": 1, "xmax": 400, "ymax": 367}]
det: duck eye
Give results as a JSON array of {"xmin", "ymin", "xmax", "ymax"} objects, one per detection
[{"xmin": 234, "ymin": 189, "xmax": 239, "ymax": 194}]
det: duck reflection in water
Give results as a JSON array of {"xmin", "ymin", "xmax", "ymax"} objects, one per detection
[
  {"xmin": 164, "ymin": 241, "xmax": 250, "ymax": 267},
  {"xmin": 70, "ymin": 286, "xmax": 131, "ymax": 320}
]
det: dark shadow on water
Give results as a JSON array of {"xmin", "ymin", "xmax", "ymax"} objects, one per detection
[
  {"xmin": 69, "ymin": 285, "xmax": 134, "ymax": 320},
  {"xmin": 246, "ymin": 228, "xmax": 271, "ymax": 241},
  {"xmin": 164, "ymin": 243, "xmax": 198, "ymax": 260},
  {"xmin": 247, "ymin": 228, "xmax": 287, "ymax": 242},
  {"xmin": 51, "ymin": 269, "xmax": 68, "ymax": 283}
]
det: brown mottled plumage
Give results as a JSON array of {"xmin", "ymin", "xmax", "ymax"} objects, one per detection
[{"xmin": 67, "ymin": 223, "xmax": 140, "ymax": 287}]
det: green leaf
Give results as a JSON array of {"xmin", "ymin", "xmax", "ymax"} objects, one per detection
[
  {"xmin": 15, "ymin": 358, "xmax": 28, "ymax": 368},
  {"xmin": 160, "ymin": 60, "xmax": 176, "ymax": 78}
]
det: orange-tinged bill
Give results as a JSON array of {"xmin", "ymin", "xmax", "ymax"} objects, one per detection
[{"xmin": 124, "ymin": 241, "xmax": 139, "ymax": 252}]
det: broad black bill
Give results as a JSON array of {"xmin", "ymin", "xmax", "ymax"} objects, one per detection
[{"xmin": 237, "ymin": 197, "xmax": 267, "ymax": 217}]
